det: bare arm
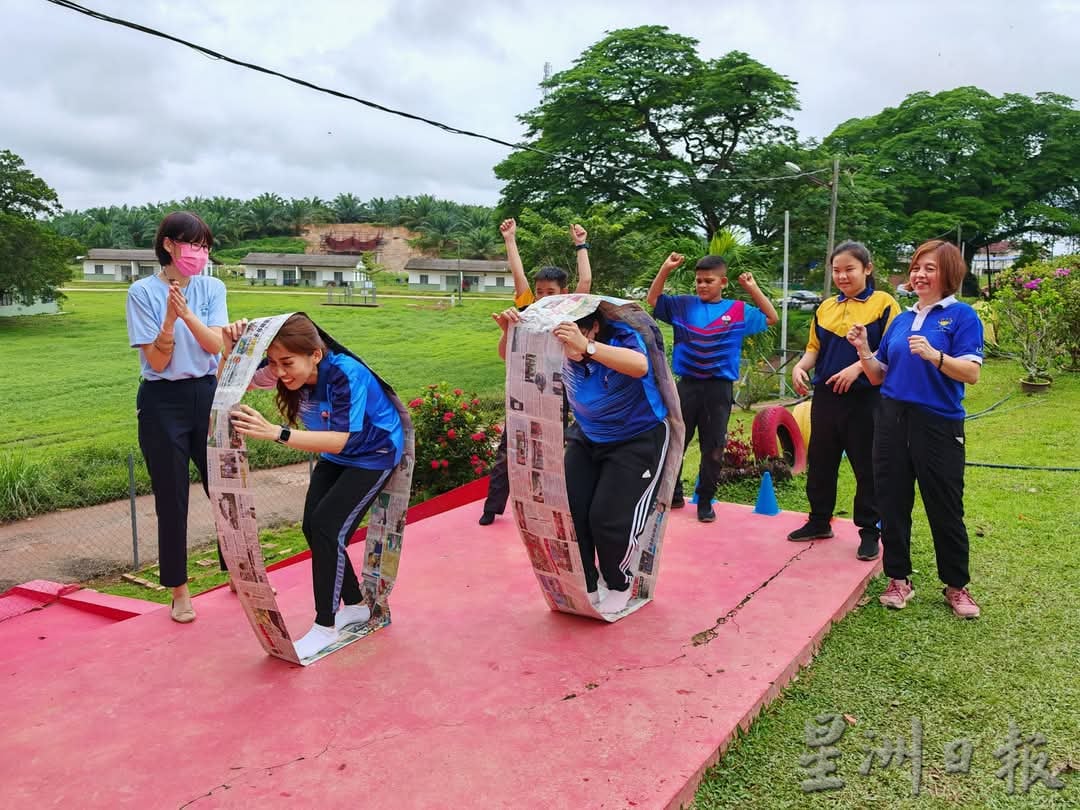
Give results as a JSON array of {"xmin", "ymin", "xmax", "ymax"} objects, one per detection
[
  {"xmin": 907, "ymin": 335, "xmax": 981, "ymax": 385},
  {"xmin": 500, "ymin": 219, "xmax": 529, "ymax": 299},
  {"xmin": 570, "ymin": 224, "xmax": 592, "ymax": 293},
  {"xmin": 737, "ymin": 272, "xmax": 779, "ymax": 326},
  {"xmin": 228, "ymin": 403, "xmax": 349, "ymax": 454},
  {"xmin": 647, "ymin": 252, "xmax": 685, "ymax": 308},
  {"xmin": 847, "ymin": 324, "xmax": 885, "ymax": 385},
  {"xmin": 553, "ymin": 321, "xmax": 648, "ymax": 378}
]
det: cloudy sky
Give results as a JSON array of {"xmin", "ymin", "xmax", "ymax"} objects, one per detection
[{"xmin": 6, "ymin": 0, "xmax": 1079, "ymax": 212}]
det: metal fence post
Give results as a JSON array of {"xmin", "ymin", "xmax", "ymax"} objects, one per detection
[{"xmin": 128, "ymin": 451, "xmax": 140, "ymax": 570}]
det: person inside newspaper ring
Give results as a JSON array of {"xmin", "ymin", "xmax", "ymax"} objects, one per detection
[
  {"xmin": 552, "ymin": 309, "xmax": 670, "ymax": 615},
  {"xmin": 228, "ymin": 313, "xmax": 404, "ymax": 660}
]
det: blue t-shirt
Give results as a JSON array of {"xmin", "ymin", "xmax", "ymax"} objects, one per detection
[
  {"xmin": 562, "ymin": 322, "xmax": 668, "ymax": 443},
  {"xmin": 126, "ymin": 274, "xmax": 229, "ymax": 380},
  {"xmin": 876, "ymin": 297, "xmax": 984, "ymax": 420},
  {"xmin": 300, "ymin": 352, "xmax": 404, "ymax": 469},
  {"xmin": 652, "ymin": 295, "xmax": 768, "ymax": 379}
]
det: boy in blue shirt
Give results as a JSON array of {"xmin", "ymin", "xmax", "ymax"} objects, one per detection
[{"xmin": 647, "ymin": 253, "xmax": 778, "ymax": 522}]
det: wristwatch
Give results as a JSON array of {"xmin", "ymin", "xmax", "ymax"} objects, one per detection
[
  {"xmin": 586, "ymin": 340, "xmax": 597, "ymax": 356},
  {"xmin": 275, "ymin": 425, "xmax": 291, "ymax": 445}
]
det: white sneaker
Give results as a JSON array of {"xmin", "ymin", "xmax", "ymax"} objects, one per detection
[
  {"xmin": 294, "ymin": 623, "xmax": 339, "ymax": 659},
  {"xmin": 587, "ymin": 582, "xmax": 610, "ymax": 606},
  {"xmin": 597, "ymin": 588, "xmax": 632, "ymax": 615},
  {"xmin": 335, "ymin": 603, "xmax": 371, "ymax": 630}
]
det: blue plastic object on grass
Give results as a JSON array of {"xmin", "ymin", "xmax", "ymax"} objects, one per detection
[{"xmin": 753, "ymin": 471, "xmax": 780, "ymax": 516}]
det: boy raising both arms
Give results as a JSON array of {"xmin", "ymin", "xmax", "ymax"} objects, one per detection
[
  {"xmin": 647, "ymin": 253, "xmax": 778, "ymax": 522},
  {"xmin": 478, "ymin": 217, "xmax": 592, "ymax": 525}
]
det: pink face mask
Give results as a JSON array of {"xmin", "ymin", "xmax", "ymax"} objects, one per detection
[{"xmin": 173, "ymin": 243, "xmax": 209, "ymax": 277}]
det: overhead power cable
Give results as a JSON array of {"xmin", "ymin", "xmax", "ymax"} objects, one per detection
[{"xmin": 44, "ymin": 0, "xmax": 832, "ymax": 190}]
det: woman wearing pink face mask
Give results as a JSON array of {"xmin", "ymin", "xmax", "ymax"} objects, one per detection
[{"xmin": 126, "ymin": 211, "xmax": 231, "ymax": 623}]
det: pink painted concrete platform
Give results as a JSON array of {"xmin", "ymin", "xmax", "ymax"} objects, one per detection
[{"xmin": 0, "ymin": 500, "xmax": 880, "ymax": 809}]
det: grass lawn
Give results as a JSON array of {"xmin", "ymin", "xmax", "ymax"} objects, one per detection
[
  {"xmin": 0, "ymin": 287, "xmax": 516, "ymax": 517},
  {"xmin": 694, "ymin": 362, "xmax": 1080, "ymax": 808}
]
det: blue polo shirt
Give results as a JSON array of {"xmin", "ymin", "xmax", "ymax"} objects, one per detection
[
  {"xmin": 299, "ymin": 352, "xmax": 404, "ymax": 469},
  {"xmin": 652, "ymin": 295, "xmax": 768, "ymax": 380},
  {"xmin": 126, "ymin": 274, "xmax": 229, "ymax": 380},
  {"xmin": 562, "ymin": 322, "xmax": 667, "ymax": 443},
  {"xmin": 875, "ymin": 296, "xmax": 984, "ymax": 420}
]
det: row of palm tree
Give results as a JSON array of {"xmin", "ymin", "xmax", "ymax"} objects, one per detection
[{"xmin": 48, "ymin": 193, "xmax": 504, "ymax": 258}]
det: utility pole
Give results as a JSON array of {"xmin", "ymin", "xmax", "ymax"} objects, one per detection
[
  {"xmin": 823, "ymin": 157, "xmax": 839, "ymax": 298},
  {"xmin": 780, "ymin": 210, "xmax": 790, "ymax": 398}
]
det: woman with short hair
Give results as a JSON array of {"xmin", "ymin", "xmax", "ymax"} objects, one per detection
[{"xmin": 848, "ymin": 240, "xmax": 984, "ymax": 618}]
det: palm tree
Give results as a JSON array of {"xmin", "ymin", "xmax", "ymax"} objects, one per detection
[
  {"xmin": 458, "ymin": 226, "xmax": 501, "ymax": 259},
  {"xmin": 367, "ymin": 197, "xmax": 402, "ymax": 225},
  {"xmin": 413, "ymin": 210, "xmax": 463, "ymax": 255},
  {"xmin": 244, "ymin": 193, "xmax": 288, "ymax": 237},
  {"xmin": 331, "ymin": 193, "xmax": 368, "ymax": 223}
]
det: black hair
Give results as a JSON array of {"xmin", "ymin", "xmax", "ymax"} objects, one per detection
[
  {"xmin": 829, "ymin": 241, "xmax": 874, "ymax": 290},
  {"xmin": 695, "ymin": 255, "xmax": 728, "ymax": 273},
  {"xmin": 535, "ymin": 266, "xmax": 568, "ymax": 287},
  {"xmin": 829, "ymin": 240, "xmax": 872, "ymax": 268},
  {"xmin": 573, "ymin": 310, "xmax": 613, "ymax": 343},
  {"xmin": 154, "ymin": 211, "xmax": 214, "ymax": 266}
]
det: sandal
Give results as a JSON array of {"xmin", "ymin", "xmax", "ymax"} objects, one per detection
[{"xmin": 170, "ymin": 599, "xmax": 196, "ymax": 623}]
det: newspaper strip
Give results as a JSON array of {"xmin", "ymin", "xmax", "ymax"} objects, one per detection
[
  {"xmin": 208, "ymin": 313, "xmax": 415, "ymax": 665},
  {"xmin": 505, "ymin": 294, "xmax": 684, "ymax": 621}
]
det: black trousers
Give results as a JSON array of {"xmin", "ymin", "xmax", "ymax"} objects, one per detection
[
  {"xmin": 137, "ymin": 375, "xmax": 221, "ymax": 589},
  {"xmin": 482, "ymin": 431, "xmax": 510, "ymax": 515},
  {"xmin": 565, "ymin": 421, "xmax": 669, "ymax": 593},
  {"xmin": 805, "ymin": 384, "xmax": 880, "ymax": 537},
  {"xmin": 304, "ymin": 460, "xmax": 392, "ymax": 627},
  {"xmin": 674, "ymin": 377, "xmax": 733, "ymax": 501},
  {"xmin": 873, "ymin": 398, "xmax": 970, "ymax": 588}
]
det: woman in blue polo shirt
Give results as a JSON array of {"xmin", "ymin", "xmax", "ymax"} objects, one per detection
[
  {"xmin": 229, "ymin": 314, "xmax": 404, "ymax": 659},
  {"xmin": 126, "ymin": 211, "xmax": 231, "ymax": 624},
  {"xmin": 553, "ymin": 310, "xmax": 670, "ymax": 615},
  {"xmin": 848, "ymin": 240, "xmax": 984, "ymax": 619}
]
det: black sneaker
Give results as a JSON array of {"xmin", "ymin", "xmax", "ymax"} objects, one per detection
[
  {"xmin": 697, "ymin": 502, "xmax": 716, "ymax": 523},
  {"xmin": 787, "ymin": 522, "xmax": 834, "ymax": 542},
  {"xmin": 478, "ymin": 511, "xmax": 496, "ymax": 526},
  {"xmin": 670, "ymin": 492, "xmax": 685, "ymax": 509},
  {"xmin": 856, "ymin": 533, "xmax": 880, "ymax": 561}
]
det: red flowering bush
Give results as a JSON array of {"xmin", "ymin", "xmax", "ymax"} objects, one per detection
[{"xmin": 409, "ymin": 382, "xmax": 501, "ymax": 497}]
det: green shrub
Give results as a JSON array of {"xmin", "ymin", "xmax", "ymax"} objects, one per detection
[
  {"xmin": 0, "ymin": 452, "xmax": 59, "ymax": 521},
  {"xmin": 407, "ymin": 383, "xmax": 501, "ymax": 498}
]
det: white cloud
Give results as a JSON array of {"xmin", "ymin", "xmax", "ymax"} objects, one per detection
[{"xmin": 6, "ymin": 0, "xmax": 1078, "ymax": 211}]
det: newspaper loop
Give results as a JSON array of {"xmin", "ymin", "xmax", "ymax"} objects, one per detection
[
  {"xmin": 506, "ymin": 295, "xmax": 685, "ymax": 621},
  {"xmin": 209, "ymin": 313, "xmax": 415, "ymax": 664}
]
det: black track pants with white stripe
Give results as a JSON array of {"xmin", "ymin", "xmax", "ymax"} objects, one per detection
[
  {"xmin": 565, "ymin": 421, "xmax": 669, "ymax": 594},
  {"xmin": 303, "ymin": 460, "xmax": 391, "ymax": 627}
]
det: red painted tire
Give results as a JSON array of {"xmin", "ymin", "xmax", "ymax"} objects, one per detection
[{"xmin": 751, "ymin": 406, "xmax": 807, "ymax": 475}]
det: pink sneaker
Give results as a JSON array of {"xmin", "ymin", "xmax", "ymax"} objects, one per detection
[
  {"xmin": 943, "ymin": 587, "xmax": 980, "ymax": 619},
  {"xmin": 879, "ymin": 578, "xmax": 914, "ymax": 609}
]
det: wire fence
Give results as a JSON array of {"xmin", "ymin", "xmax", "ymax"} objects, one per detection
[{"xmin": 0, "ymin": 454, "xmax": 313, "ymax": 591}]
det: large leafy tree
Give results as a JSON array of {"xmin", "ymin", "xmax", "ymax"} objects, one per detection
[
  {"xmin": 826, "ymin": 87, "xmax": 1080, "ymax": 269},
  {"xmin": 0, "ymin": 151, "xmax": 79, "ymax": 304},
  {"xmin": 495, "ymin": 26, "xmax": 799, "ymax": 237}
]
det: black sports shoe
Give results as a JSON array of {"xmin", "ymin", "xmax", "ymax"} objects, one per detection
[
  {"xmin": 697, "ymin": 502, "xmax": 716, "ymax": 523},
  {"xmin": 478, "ymin": 511, "xmax": 496, "ymax": 526},
  {"xmin": 670, "ymin": 493, "xmax": 685, "ymax": 509},
  {"xmin": 856, "ymin": 533, "xmax": 880, "ymax": 560},
  {"xmin": 787, "ymin": 522, "xmax": 834, "ymax": 542}
]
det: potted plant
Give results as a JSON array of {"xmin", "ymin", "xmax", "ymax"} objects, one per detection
[{"xmin": 991, "ymin": 264, "xmax": 1068, "ymax": 393}]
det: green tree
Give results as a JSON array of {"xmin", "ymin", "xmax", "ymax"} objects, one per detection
[
  {"xmin": 0, "ymin": 150, "xmax": 61, "ymax": 218},
  {"xmin": 826, "ymin": 88, "xmax": 1080, "ymax": 287},
  {"xmin": 0, "ymin": 152, "xmax": 79, "ymax": 304},
  {"xmin": 331, "ymin": 192, "xmax": 369, "ymax": 223},
  {"xmin": 495, "ymin": 26, "xmax": 799, "ymax": 237}
]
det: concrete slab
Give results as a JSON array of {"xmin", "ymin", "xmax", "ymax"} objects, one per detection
[{"xmin": 0, "ymin": 500, "xmax": 879, "ymax": 809}]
